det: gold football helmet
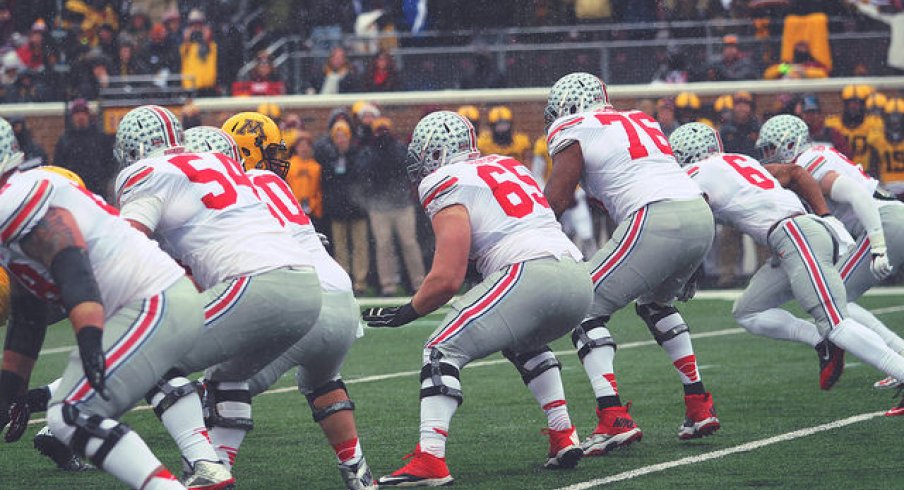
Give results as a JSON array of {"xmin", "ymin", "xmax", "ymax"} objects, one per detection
[{"xmin": 221, "ymin": 112, "xmax": 289, "ymax": 178}]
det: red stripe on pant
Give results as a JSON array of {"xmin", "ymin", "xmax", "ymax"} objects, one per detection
[
  {"xmin": 839, "ymin": 236, "xmax": 871, "ymax": 281},
  {"xmin": 427, "ymin": 263, "xmax": 522, "ymax": 348},
  {"xmin": 784, "ymin": 221, "xmax": 843, "ymax": 326},
  {"xmin": 591, "ymin": 206, "xmax": 646, "ymax": 285},
  {"xmin": 205, "ymin": 276, "xmax": 249, "ymax": 321},
  {"xmin": 66, "ymin": 294, "xmax": 163, "ymax": 403}
]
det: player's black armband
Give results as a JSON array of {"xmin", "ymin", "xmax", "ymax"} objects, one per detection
[{"xmin": 50, "ymin": 247, "xmax": 102, "ymax": 312}]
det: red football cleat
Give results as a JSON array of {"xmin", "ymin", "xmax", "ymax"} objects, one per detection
[
  {"xmin": 581, "ymin": 402, "xmax": 643, "ymax": 456},
  {"xmin": 679, "ymin": 392, "xmax": 721, "ymax": 440},
  {"xmin": 543, "ymin": 426, "xmax": 583, "ymax": 469},
  {"xmin": 377, "ymin": 445, "xmax": 453, "ymax": 487}
]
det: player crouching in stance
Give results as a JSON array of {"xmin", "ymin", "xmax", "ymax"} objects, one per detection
[
  {"xmin": 113, "ymin": 105, "xmax": 323, "ymax": 489},
  {"xmin": 670, "ymin": 122, "xmax": 904, "ymax": 415},
  {"xmin": 542, "ymin": 73, "xmax": 720, "ymax": 456},
  {"xmin": 757, "ymin": 115, "xmax": 904, "ymax": 393},
  {"xmin": 362, "ymin": 111, "xmax": 593, "ymax": 486},
  {"xmin": 186, "ymin": 122, "xmax": 375, "ymax": 490},
  {"xmin": 0, "ymin": 116, "xmax": 207, "ymax": 489}
]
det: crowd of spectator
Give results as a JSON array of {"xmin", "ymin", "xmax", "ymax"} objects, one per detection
[{"xmin": 0, "ymin": 0, "xmax": 900, "ymax": 104}]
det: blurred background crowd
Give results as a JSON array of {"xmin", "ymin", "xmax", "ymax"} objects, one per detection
[
  {"xmin": 3, "ymin": 0, "xmax": 904, "ymax": 295},
  {"xmin": 0, "ymin": 0, "xmax": 902, "ymax": 101}
]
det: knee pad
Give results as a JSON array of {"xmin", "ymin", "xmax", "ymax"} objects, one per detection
[
  {"xmin": 205, "ymin": 381, "xmax": 253, "ymax": 431},
  {"xmin": 49, "ymin": 403, "xmax": 131, "ymax": 468},
  {"xmin": 304, "ymin": 379, "xmax": 355, "ymax": 423},
  {"xmin": 503, "ymin": 347, "xmax": 561, "ymax": 385},
  {"xmin": 571, "ymin": 316, "xmax": 616, "ymax": 362},
  {"xmin": 144, "ymin": 370, "xmax": 197, "ymax": 419},
  {"xmin": 635, "ymin": 303, "xmax": 689, "ymax": 345},
  {"xmin": 419, "ymin": 349, "xmax": 463, "ymax": 406}
]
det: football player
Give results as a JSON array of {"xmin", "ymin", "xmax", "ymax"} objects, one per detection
[
  {"xmin": 477, "ymin": 105, "xmax": 533, "ymax": 164},
  {"xmin": 113, "ymin": 105, "xmax": 323, "ymax": 488},
  {"xmin": 543, "ymin": 73, "xmax": 719, "ymax": 457},
  {"xmin": 868, "ymin": 97, "xmax": 904, "ymax": 197},
  {"xmin": 671, "ymin": 122, "xmax": 904, "ymax": 415},
  {"xmin": 363, "ymin": 111, "xmax": 593, "ymax": 486},
  {"xmin": 0, "ymin": 117, "xmax": 208, "ymax": 489},
  {"xmin": 185, "ymin": 122, "xmax": 375, "ymax": 490},
  {"xmin": 825, "ymin": 84, "xmax": 884, "ymax": 175},
  {"xmin": 757, "ymin": 114, "xmax": 904, "ymax": 391}
]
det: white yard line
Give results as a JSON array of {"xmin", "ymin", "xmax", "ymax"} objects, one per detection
[
  {"xmin": 554, "ymin": 411, "xmax": 886, "ymax": 490},
  {"xmin": 19, "ymin": 302, "xmax": 899, "ymax": 426},
  {"xmin": 27, "ymin": 326, "xmax": 747, "ymax": 426}
]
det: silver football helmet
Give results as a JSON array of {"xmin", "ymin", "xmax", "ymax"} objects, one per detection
[
  {"xmin": 0, "ymin": 117, "xmax": 23, "ymax": 177},
  {"xmin": 545, "ymin": 72, "xmax": 612, "ymax": 130},
  {"xmin": 184, "ymin": 126, "xmax": 242, "ymax": 162},
  {"xmin": 406, "ymin": 111, "xmax": 479, "ymax": 182},
  {"xmin": 668, "ymin": 122, "xmax": 724, "ymax": 166},
  {"xmin": 114, "ymin": 105, "xmax": 184, "ymax": 168},
  {"xmin": 756, "ymin": 114, "xmax": 810, "ymax": 164}
]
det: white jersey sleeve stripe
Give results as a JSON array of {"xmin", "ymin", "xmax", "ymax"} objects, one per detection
[
  {"xmin": 421, "ymin": 176, "xmax": 459, "ymax": 208},
  {"xmin": 0, "ymin": 179, "xmax": 51, "ymax": 244}
]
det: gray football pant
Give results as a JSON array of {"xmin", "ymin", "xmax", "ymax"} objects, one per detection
[
  {"xmin": 248, "ymin": 290, "xmax": 359, "ymax": 396},
  {"xmin": 733, "ymin": 216, "xmax": 848, "ymax": 335},
  {"xmin": 838, "ymin": 204, "xmax": 904, "ymax": 300},
  {"xmin": 175, "ymin": 267, "xmax": 322, "ymax": 382},
  {"xmin": 586, "ymin": 197, "xmax": 714, "ymax": 318},
  {"xmin": 425, "ymin": 256, "xmax": 593, "ymax": 367},
  {"xmin": 51, "ymin": 277, "xmax": 205, "ymax": 416}
]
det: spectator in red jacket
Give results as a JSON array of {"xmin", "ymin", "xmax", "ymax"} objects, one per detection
[
  {"xmin": 16, "ymin": 20, "xmax": 46, "ymax": 70},
  {"xmin": 363, "ymin": 50, "xmax": 400, "ymax": 92}
]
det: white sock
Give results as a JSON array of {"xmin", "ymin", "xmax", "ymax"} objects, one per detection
[
  {"xmin": 150, "ymin": 377, "xmax": 220, "ymax": 468},
  {"xmin": 418, "ymin": 370, "xmax": 460, "ymax": 460},
  {"xmin": 47, "ymin": 378, "xmax": 62, "ymax": 398},
  {"xmin": 736, "ymin": 309, "xmax": 823, "ymax": 347},
  {"xmin": 829, "ymin": 318, "xmax": 904, "ymax": 380},
  {"xmin": 208, "ymin": 381, "xmax": 252, "ymax": 470},
  {"xmin": 847, "ymin": 302, "xmax": 904, "ymax": 352},
  {"xmin": 142, "ymin": 468, "xmax": 185, "ymax": 490},
  {"xmin": 649, "ymin": 310, "xmax": 702, "ymax": 384},
  {"xmin": 526, "ymin": 367, "xmax": 572, "ymax": 431},
  {"xmin": 576, "ymin": 325, "xmax": 619, "ymax": 399}
]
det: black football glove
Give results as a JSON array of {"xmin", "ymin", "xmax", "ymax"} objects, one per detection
[
  {"xmin": 362, "ymin": 303, "xmax": 421, "ymax": 328},
  {"xmin": 0, "ymin": 370, "xmax": 29, "ymax": 443},
  {"xmin": 76, "ymin": 327, "xmax": 109, "ymax": 401}
]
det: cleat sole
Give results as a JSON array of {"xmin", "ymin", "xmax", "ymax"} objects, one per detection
[
  {"xmin": 378, "ymin": 475, "xmax": 454, "ymax": 487},
  {"xmin": 545, "ymin": 447, "xmax": 583, "ymax": 469},
  {"xmin": 679, "ymin": 420, "xmax": 721, "ymax": 440},
  {"xmin": 582, "ymin": 429, "xmax": 643, "ymax": 457}
]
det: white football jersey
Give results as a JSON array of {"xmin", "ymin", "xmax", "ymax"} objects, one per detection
[
  {"xmin": 795, "ymin": 145, "xmax": 882, "ymax": 236},
  {"xmin": 418, "ymin": 154, "xmax": 582, "ymax": 277},
  {"xmin": 546, "ymin": 108, "xmax": 701, "ymax": 223},
  {"xmin": 247, "ymin": 169, "xmax": 351, "ymax": 292},
  {"xmin": 687, "ymin": 153, "xmax": 806, "ymax": 245},
  {"xmin": 114, "ymin": 150, "xmax": 313, "ymax": 290},
  {"xmin": 0, "ymin": 168, "xmax": 184, "ymax": 316}
]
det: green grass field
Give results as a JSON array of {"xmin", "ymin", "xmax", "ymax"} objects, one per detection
[{"xmin": 2, "ymin": 293, "xmax": 903, "ymax": 489}]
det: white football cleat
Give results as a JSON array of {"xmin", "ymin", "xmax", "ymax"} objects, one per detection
[
  {"xmin": 873, "ymin": 376, "xmax": 903, "ymax": 390},
  {"xmin": 339, "ymin": 456, "xmax": 377, "ymax": 489}
]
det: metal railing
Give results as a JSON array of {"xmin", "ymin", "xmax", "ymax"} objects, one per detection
[{"xmin": 262, "ymin": 30, "xmax": 890, "ymax": 94}]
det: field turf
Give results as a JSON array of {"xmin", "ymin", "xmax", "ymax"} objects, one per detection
[{"xmin": 1, "ymin": 292, "xmax": 903, "ymax": 489}]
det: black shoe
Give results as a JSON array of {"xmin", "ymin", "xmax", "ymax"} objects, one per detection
[
  {"xmin": 34, "ymin": 426, "xmax": 93, "ymax": 472},
  {"xmin": 816, "ymin": 340, "xmax": 844, "ymax": 391}
]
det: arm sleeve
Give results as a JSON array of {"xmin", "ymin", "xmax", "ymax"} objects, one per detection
[{"xmin": 829, "ymin": 174, "xmax": 885, "ymax": 244}]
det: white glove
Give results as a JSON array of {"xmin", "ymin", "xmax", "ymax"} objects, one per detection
[
  {"xmin": 869, "ymin": 234, "xmax": 894, "ymax": 280},
  {"xmin": 316, "ymin": 232, "xmax": 330, "ymax": 249},
  {"xmin": 814, "ymin": 215, "xmax": 855, "ymax": 258}
]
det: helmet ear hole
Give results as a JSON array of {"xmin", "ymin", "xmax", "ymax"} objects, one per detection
[{"xmin": 431, "ymin": 149, "xmax": 442, "ymax": 161}]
